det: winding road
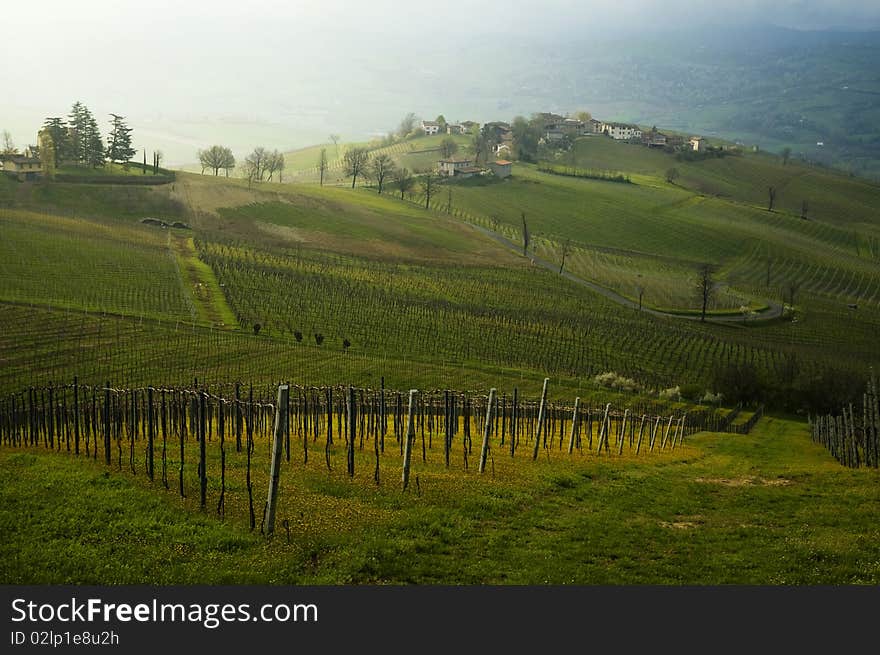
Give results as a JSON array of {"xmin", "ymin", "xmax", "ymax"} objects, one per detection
[{"xmin": 468, "ymin": 223, "xmax": 785, "ymax": 324}]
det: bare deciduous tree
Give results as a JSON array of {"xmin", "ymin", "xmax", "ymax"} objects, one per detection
[
  {"xmin": 265, "ymin": 150, "xmax": 285, "ymax": 182},
  {"xmin": 370, "ymin": 153, "xmax": 395, "ymax": 194},
  {"xmin": 2, "ymin": 130, "xmax": 17, "ymax": 154},
  {"xmin": 768, "ymin": 186, "xmax": 776, "ymax": 212},
  {"xmin": 695, "ymin": 264, "xmax": 716, "ymax": 323},
  {"xmin": 782, "ymin": 147, "xmax": 791, "ymax": 165},
  {"xmin": 243, "ymin": 146, "xmax": 270, "ymax": 187},
  {"xmin": 419, "ymin": 169, "xmax": 438, "ymax": 209},
  {"xmin": 393, "ymin": 167, "xmax": 413, "ymax": 199},
  {"xmin": 440, "ymin": 137, "xmax": 458, "ymax": 159},
  {"xmin": 521, "ymin": 212, "xmax": 530, "ymax": 256},
  {"xmin": 397, "ymin": 113, "xmax": 417, "ymax": 139},
  {"xmin": 318, "ymin": 148, "xmax": 328, "ymax": 186},
  {"xmin": 329, "ymin": 134, "xmax": 340, "ymax": 158},
  {"xmin": 785, "ymin": 279, "xmax": 801, "ymax": 307},
  {"xmin": 344, "ymin": 147, "xmax": 370, "ymax": 188},
  {"xmin": 559, "ymin": 239, "xmax": 571, "ymax": 274},
  {"xmin": 198, "ymin": 145, "xmax": 235, "ymax": 176},
  {"xmin": 801, "ymin": 199, "xmax": 809, "ymax": 220}
]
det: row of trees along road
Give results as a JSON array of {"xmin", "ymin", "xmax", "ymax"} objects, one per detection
[{"xmin": 39, "ymin": 102, "xmax": 138, "ymax": 172}]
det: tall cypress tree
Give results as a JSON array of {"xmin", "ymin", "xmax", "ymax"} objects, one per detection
[
  {"xmin": 41, "ymin": 117, "xmax": 70, "ymax": 163},
  {"xmin": 67, "ymin": 101, "xmax": 87, "ymax": 164},
  {"xmin": 106, "ymin": 114, "xmax": 135, "ymax": 165},
  {"xmin": 83, "ymin": 113, "xmax": 105, "ymax": 168}
]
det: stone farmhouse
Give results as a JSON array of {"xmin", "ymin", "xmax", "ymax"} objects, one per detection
[{"xmin": 0, "ymin": 154, "xmax": 42, "ymax": 181}]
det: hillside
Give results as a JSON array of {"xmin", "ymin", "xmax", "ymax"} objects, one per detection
[
  {"xmin": 2, "ymin": 141, "xmax": 878, "ymax": 412},
  {"xmin": 1, "ymin": 128, "xmax": 879, "ymax": 589}
]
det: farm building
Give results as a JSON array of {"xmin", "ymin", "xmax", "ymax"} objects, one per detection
[
  {"xmin": 643, "ymin": 128, "xmax": 668, "ymax": 147},
  {"xmin": 0, "ymin": 155, "xmax": 42, "ymax": 181},
  {"xmin": 488, "ymin": 160, "xmax": 512, "ymax": 178},
  {"xmin": 438, "ymin": 157, "xmax": 475, "ymax": 176},
  {"xmin": 446, "ymin": 124, "xmax": 464, "ymax": 135},
  {"xmin": 689, "ymin": 136, "xmax": 706, "ymax": 152},
  {"xmin": 455, "ymin": 166, "xmax": 483, "ymax": 179},
  {"xmin": 460, "ymin": 120, "xmax": 479, "ymax": 134}
]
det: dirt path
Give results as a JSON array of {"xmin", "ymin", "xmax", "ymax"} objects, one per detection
[{"xmin": 468, "ymin": 223, "xmax": 784, "ymax": 324}]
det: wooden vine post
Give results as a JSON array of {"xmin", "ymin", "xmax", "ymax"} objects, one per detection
[
  {"xmin": 147, "ymin": 387, "xmax": 155, "ymax": 481},
  {"xmin": 347, "ymin": 386, "xmax": 356, "ymax": 477},
  {"xmin": 479, "ymin": 389, "xmax": 496, "ymax": 473},
  {"xmin": 617, "ymin": 409, "xmax": 629, "ymax": 456},
  {"xmin": 264, "ymin": 384, "xmax": 289, "ymax": 536},
  {"xmin": 73, "ymin": 376, "xmax": 80, "ymax": 456},
  {"xmin": 199, "ymin": 391, "xmax": 207, "ymax": 510},
  {"xmin": 567, "ymin": 397, "xmax": 580, "ymax": 454},
  {"xmin": 532, "ymin": 378, "xmax": 550, "ymax": 460},
  {"xmin": 401, "ymin": 389, "xmax": 417, "ymax": 490},
  {"xmin": 103, "ymin": 381, "xmax": 111, "ymax": 466},
  {"xmin": 596, "ymin": 403, "xmax": 611, "ymax": 455}
]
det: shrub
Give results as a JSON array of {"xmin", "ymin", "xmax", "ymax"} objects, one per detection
[
  {"xmin": 679, "ymin": 382, "xmax": 703, "ymax": 401},
  {"xmin": 593, "ymin": 371, "xmax": 640, "ymax": 393},
  {"xmin": 659, "ymin": 386, "xmax": 682, "ymax": 401}
]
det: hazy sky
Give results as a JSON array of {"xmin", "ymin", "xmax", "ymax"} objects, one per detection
[{"xmin": 3, "ymin": 1, "xmax": 879, "ymax": 164}]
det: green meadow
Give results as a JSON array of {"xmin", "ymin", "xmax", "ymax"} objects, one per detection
[{"xmin": 2, "ymin": 417, "xmax": 877, "ymax": 584}]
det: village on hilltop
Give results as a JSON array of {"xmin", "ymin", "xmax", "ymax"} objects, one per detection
[{"xmin": 420, "ymin": 112, "xmax": 711, "ymax": 181}]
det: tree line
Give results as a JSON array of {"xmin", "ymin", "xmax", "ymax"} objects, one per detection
[{"xmin": 38, "ymin": 102, "xmax": 140, "ymax": 174}]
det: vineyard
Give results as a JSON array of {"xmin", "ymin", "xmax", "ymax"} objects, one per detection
[
  {"xmin": 0, "ymin": 378, "xmax": 740, "ymax": 532},
  {"xmin": 195, "ymin": 234, "xmax": 842, "ymax": 392},
  {"xmin": 4, "ymin": 379, "xmax": 880, "ymax": 585},
  {"xmin": 810, "ymin": 376, "xmax": 880, "ymax": 468}
]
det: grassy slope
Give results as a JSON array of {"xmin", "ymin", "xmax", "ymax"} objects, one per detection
[
  {"xmin": 0, "ymin": 209, "xmax": 191, "ymax": 321},
  {"xmin": 2, "ymin": 417, "xmax": 877, "ymax": 584},
  {"xmin": 0, "ymin": 174, "xmax": 185, "ymax": 220},
  {"xmin": 570, "ymin": 136, "xmax": 880, "ymax": 232}
]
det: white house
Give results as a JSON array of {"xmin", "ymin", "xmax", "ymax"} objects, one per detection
[
  {"xmin": 421, "ymin": 120, "xmax": 442, "ymax": 136},
  {"xmin": 603, "ymin": 122, "xmax": 642, "ymax": 140},
  {"xmin": 689, "ymin": 136, "xmax": 706, "ymax": 152}
]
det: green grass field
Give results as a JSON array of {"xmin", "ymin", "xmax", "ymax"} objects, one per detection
[{"xmin": 2, "ymin": 416, "xmax": 877, "ymax": 584}]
